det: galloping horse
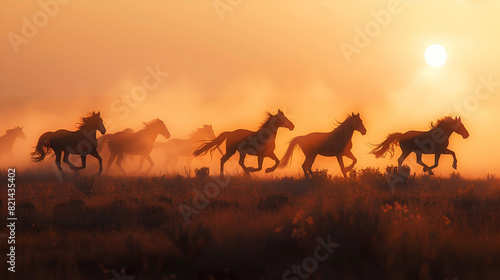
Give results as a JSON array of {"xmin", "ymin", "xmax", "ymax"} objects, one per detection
[
  {"xmin": 102, "ymin": 119, "xmax": 170, "ymax": 174},
  {"xmin": 193, "ymin": 110, "xmax": 295, "ymax": 177},
  {"xmin": 279, "ymin": 113, "xmax": 366, "ymax": 178},
  {"xmin": 97, "ymin": 128, "xmax": 134, "ymax": 154},
  {"xmin": 370, "ymin": 116, "xmax": 469, "ymax": 175},
  {"xmin": 0, "ymin": 126, "xmax": 26, "ymax": 158},
  {"xmin": 31, "ymin": 111, "xmax": 106, "ymax": 175},
  {"xmin": 154, "ymin": 124, "xmax": 221, "ymax": 169}
]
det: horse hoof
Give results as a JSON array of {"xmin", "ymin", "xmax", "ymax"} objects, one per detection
[
  {"xmin": 429, "ymin": 170, "xmax": 434, "ymax": 176},
  {"xmin": 265, "ymin": 168, "xmax": 274, "ymax": 173},
  {"xmin": 452, "ymin": 164, "xmax": 457, "ymax": 169}
]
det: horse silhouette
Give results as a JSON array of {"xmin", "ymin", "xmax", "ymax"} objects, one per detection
[
  {"xmin": 193, "ymin": 110, "xmax": 295, "ymax": 177},
  {"xmin": 154, "ymin": 124, "xmax": 222, "ymax": 169},
  {"xmin": 97, "ymin": 128, "xmax": 134, "ymax": 154},
  {"xmin": 101, "ymin": 119, "xmax": 170, "ymax": 174},
  {"xmin": 279, "ymin": 113, "xmax": 366, "ymax": 178},
  {"xmin": 370, "ymin": 116, "xmax": 469, "ymax": 175},
  {"xmin": 0, "ymin": 126, "xmax": 26, "ymax": 158},
  {"xmin": 31, "ymin": 111, "xmax": 106, "ymax": 175}
]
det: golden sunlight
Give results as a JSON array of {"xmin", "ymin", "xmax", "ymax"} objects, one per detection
[{"xmin": 424, "ymin": 44, "xmax": 447, "ymax": 67}]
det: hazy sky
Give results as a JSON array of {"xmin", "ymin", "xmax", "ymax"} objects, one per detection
[{"xmin": 1, "ymin": 0, "xmax": 499, "ymax": 176}]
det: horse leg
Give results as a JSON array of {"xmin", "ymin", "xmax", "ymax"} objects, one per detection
[
  {"xmin": 219, "ymin": 149, "xmax": 236, "ymax": 178},
  {"xmin": 301, "ymin": 158, "xmax": 309, "ymax": 177},
  {"xmin": 415, "ymin": 151, "xmax": 433, "ymax": 175},
  {"xmin": 116, "ymin": 153, "xmax": 126, "ymax": 174},
  {"xmin": 164, "ymin": 156, "xmax": 172, "ymax": 167},
  {"xmin": 172, "ymin": 157, "xmax": 180, "ymax": 169},
  {"xmin": 145, "ymin": 154, "xmax": 154, "ymax": 174},
  {"xmin": 344, "ymin": 150, "xmax": 357, "ymax": 172},
  {"xmin": 78, "ymin": 155, "xmax": 87, "ymax": 170},
  {"xmin": 428, "ymin": 153, "xmax": 441, "ymax": 171},
  {"xmin": 238, "ymin": 152, "xmax": 250, "ymax": 175},
  {"xmin": 265, "ymin": 153, "xmax": 280, "ymax": 173},
  {"xmin": 55, "ymin": 150, "xmax": 64, "ymax": 175},
  {"xmin": 106, "ymin": 152, "xmax": 117, "ymax": 173},
  {"xmin": 442, "ymin": 149, "xmax": 458, "ymax": 169},
  {"xmin": 302, "ymin": 154, "xmax": 316, "ymax": 178},
  {"xmin": 135, "ymin": 156, "xmax": 146, "ymax": 172},
  {"xmin": 248, "ymin": 156, "xmax": 264, "ymax": 172},
  {"xmin": 90, "ymin": 150, "xmax": 103, "ymax": 175},
  {"xmin": 397, "ymin": 149, "xmax": 411, "ymax": 169},
  {"xmin": 336, "ymin": 155, "xmax": 348, "ymax": 178},
  {"xmin": 63, "ymin": 152, "xmax": 79, "ymax": 173}
]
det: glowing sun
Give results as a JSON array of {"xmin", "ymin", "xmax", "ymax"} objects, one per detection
[{"xmin": 425, "ymin": 44, "xmax": 447, "ymax": 67}]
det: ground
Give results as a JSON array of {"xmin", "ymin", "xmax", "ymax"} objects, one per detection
[{"xmin": 0, "ymin": 167, "xmax": 499, "ymax": 280}]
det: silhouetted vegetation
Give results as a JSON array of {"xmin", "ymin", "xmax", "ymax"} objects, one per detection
[{"xmin": 1, "ymin": 168, "xmax": 499, "ymax": 280}]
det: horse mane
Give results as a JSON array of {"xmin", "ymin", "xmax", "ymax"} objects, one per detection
[
  {"xmin": 430, "ymin": 116, "xmax": 455, "ymax": 129},
  {"xmin": 258, "ymin": 112, "xmax": 274, "ymax": 130},
  {"xmin": 140, "ymin": 118, "xmax": 162, "ymax": 131},
  {"xmin": 331, "ymin": 115, "xmax": 354, "ymax": 135},
  {"xmin": 188, "ymin": 125, "xmax": 211, "ymax": 138},
  {"xmin": 77, "ymin": 112, "xmax": 99, "ymax": 129},
  {"xmin": 5, "ymin": 126, "xmax": 22, "ymax": 134}
]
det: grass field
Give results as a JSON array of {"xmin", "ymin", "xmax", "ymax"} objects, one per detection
[{"xmin": 1, "ymin": 167, "xmax": 499, "ymax": 280}]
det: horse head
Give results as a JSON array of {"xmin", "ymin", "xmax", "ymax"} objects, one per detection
[
  {"xmin": 14, "ymin": 126, "xmax": 26, "ymax": 140},
  {"xmin": 79, "ymin": 111, "xmax": 106, "ymax": 134},
  {"xmin": 202, "ymin": 124, "xmax": 217, "ymax": 139},
  {"xmin": 351, "ymin": 113, "xmax": 366, "ymax": 135},
  {"xmin": 150, "ymin": 119, "xmax": 171, "ymax": 140},
  {"xmin": 274, "ymin": 110, "xmax": 295, "ymax": 131},
  {"xmin": 453, "ymin": 117, "xmax": 469, "ymax": 139}
]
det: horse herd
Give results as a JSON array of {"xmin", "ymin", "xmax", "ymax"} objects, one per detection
[{"xmin": 1, "ymin": 110, "xmax": 469, "ymax": 178}]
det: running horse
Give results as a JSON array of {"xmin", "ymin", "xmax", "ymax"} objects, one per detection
[
  {"xmin": 154, "ymin": 124, "xmax": 222, "ymax": 169},
  {"xmin": 279, "ymin": 113, "xmax": 366, "ymax": 178},
  {"xmin": 193, "ymin": 110, "xmax": 295, "ymax": 177},
  {"xmin": 0, "ymin": 126, "xmax": 26, "ymax": 158},
  {"xmin": 370, "ymin": 116, "xmax": 469, "ymax": 175},
  {"xmin": 31, "ymin": 112, "xmax": 106, "ymax": 175},
  {"xmin": 102, "ymin": 119, "xmax": 170, "ymax": 174}
]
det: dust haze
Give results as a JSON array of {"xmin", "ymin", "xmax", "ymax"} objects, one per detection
[{"xmin": 1, "ymin": 0, "xmax": 500, "ymax": 176}]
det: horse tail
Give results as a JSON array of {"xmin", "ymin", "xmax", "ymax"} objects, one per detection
[
  {"xmin": 31, "ymin": 132, "xmax": 53, "ymax": 162},
  {"xmin": 193, "ymin": 131, "xmax": 230, "ymax": 157},
  {"xmin": 370, "ymin": 133, "xmax": 403, "ymax": 158},
  {"xmin": 278, "ymin": 136, "xmax": 302, "ymax": 168}
]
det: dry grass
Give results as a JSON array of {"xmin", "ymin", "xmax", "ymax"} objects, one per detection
[{"xmin": 1, "ymin": 167, "xmax": 500, "ymax": 280}]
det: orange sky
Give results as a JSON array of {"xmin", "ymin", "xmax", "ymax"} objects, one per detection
[{"xmin": 1, "ymin": 0, "xmax": 499, "ymax": 177}]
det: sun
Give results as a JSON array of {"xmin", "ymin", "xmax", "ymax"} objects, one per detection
[{"xmin": 425, "ymin": 44, "xmax": 447, "ymax": 67}]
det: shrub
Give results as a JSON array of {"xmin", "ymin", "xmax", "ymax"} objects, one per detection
[
  {"xmin": 311, "ymin": 168, "xmax": 330, "ymax": 180},
  {"xmin": 140, "ymin": 206, "xmax": 167, "ymax": 229},
  {"xmin": 258, "ymin": 193, "xmax": 288, "ymax": 211},
  {"xmin": 195, "ymin": 167, "xmax": 210, "ymax": 179},
  {"xmin": 209, "ymin": 199, "xmax": 240, "ymax": 210}
]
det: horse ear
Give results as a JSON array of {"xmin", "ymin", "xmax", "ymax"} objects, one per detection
[
  {"xmin": 97, "ymin": 111, "xmax": 100, "ymax": 116},
  {"xmin": 357, "ymin": 113, "xmax": 360, "ymax": 117}
]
